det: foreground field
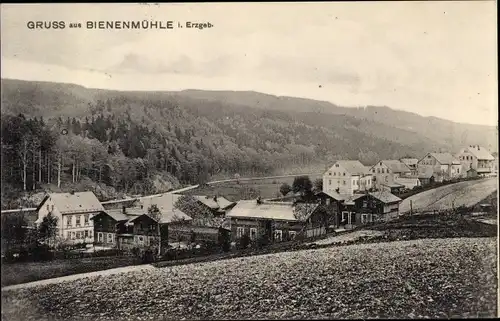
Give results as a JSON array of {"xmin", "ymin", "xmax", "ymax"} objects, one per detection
[
  {"xmin": 2, "ymin": 237, "xmax": 497, "ymax": 320},
  {"xmin": 400, "ymin": 178, "xmax": 497, "ymax": 213}
]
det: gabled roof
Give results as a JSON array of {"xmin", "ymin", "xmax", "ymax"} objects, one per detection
[
  {"xmin": 369, "ymin": 191, "xmax": 402, "ymax": 204},
  {"xmin": 105, "ymin": 208, "xmax": 144, "ymax": 221},
  {"xmin": 192, "ymin": 195, "xmax": 235, "ymax": 210},
  {"xmin": 316, "ymin": 190, "xmax": 347, "ymax": 201},
  {"xmin": 464, "ymin": 146, "xmax": 495, "ymax": 161},
  {"xmin": 400, "ymin": 158, "xmax": 419, "ymax": 166},
  {"xmin": 37, "ymin": 191, "xmax": 104, "ymax": 214},
  {"xmin": 372, "ymin": 160, "xmax": 412, "ymax": 173},
  {"xmin": 344, "ymin": 193, "xmax": 368, "ymax": 205},
  {"xmin": 158, "ymin": 208, "xmax": 192, "ymax": 224},
  {"xmin": 226, "ymin": 200, "xmax": 319, "ymax": 222},
  {"xmin": 326, "ymin": 160, "xmax": 368, "ymax": 176},
  {"xmin": 422, "ymin": 153, "xmax": 461, "ymax": 165}
]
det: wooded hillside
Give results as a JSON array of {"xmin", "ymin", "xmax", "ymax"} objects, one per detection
[{"xmin": 1, "ymin": 78, "xmax": 496, "ymax": 209}]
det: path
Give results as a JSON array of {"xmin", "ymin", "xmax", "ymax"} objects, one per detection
[
  {"xmin": 400, "ymin": 178, "xmax": 497, "ymax": 214},
  {"xmin": 1, "ymin": 264, "xmax": 156, "ymax": 292}
]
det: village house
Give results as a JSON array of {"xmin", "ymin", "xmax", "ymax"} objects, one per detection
[
  {"xmin": 226, "ymin": 199, "xmax": 328, "ymax": 243},
  {"xmin": 369, "ymin": 160, "xmax": 420, "ymax": 191},
  {"xmin": 322, "ymin": 160, "xmax": 373, "ymax": 196},
  {"xmin": 400, "ymin": 158, "xmax": 419, "ymax": 176},
  {"xmin": 417, "ymin": 165, "xmax": 436, "ymax": 185},
  {"xmin": 316, "ymin": 189, "xmax": 402, "ymax": 229},
  {"xmin": 417, "ymin": 152, "xmax": 462, "ymax": 181},
  {"xmin": 35, "ymin": 191, "xmax": 105, "ymax": 244},
  {"xmin": 456, "ymin": 145, "xmax": 495, "ymax": 176},
  {"xmin": 91, "ymin": 205, "xmax": 192, "ymax": 251}
]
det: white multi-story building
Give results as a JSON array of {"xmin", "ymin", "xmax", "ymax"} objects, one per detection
[
  {"xmin": 35, "ymin": 191, "xmax": 105, "ymax": 244},
  {"xmin": 323, "ymin": 160, "xmax": 373, "ymax": 196},
  {"xmin": 456, "ymin": 145, "xmax": 495, "ymax": 176}
]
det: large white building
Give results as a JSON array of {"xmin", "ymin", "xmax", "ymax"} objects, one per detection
[
  {"xmin": 456, "ymin": 145, "xmax": 495, "ymax": 176},
  {"xmin": 323, "ymin": 160, "xmax": 373, "ymax": 196},
  {"xmin": 35, "ymin": 191, "xmax": 105, "ymax": 243}
]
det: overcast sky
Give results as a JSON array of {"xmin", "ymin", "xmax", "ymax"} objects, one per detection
[{"xmin": 1, "ymin": 2, "xmax": 497, "ymax": 126}]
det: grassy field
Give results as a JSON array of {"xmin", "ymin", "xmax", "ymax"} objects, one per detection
[
  {"xmin": 182, "ymin": 174, "xmax": 323, "ymax": 201},
  {"xmin": 1, "ymin": 256, "xmax": 140, "ymax": 287},
  {"xmin": 1, "ymin": 237, "xmax": 496, "ymax": 320},
  {"xmin": 400, "ymin": 178, "xmax": 498, "ymax": 213}
]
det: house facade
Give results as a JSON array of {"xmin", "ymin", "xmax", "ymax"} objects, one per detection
[
  {"xmin": 323, "ymin": 160, "xmax": 373, "ymax": 196},
  {"xmin": 226, "ymin": 200, "xmax": 328, "ymax": 243},
  {"xmin": 456, "ymin": 145, "xmax": 495, "ymax": 176},
  {"xmin": 369, "ymin": 160, "xmax": 417, "ymax": 190},
  {"xmin": 35, "ymin": 191, "xmax": 105, "ymax": 244},
  {"xmin": 316, "ymin": 190, "xmax": 401, "ymax": 229},
  {"xmin": 417, "ymin": 152, "xmax": 462, "ymax": 181}
]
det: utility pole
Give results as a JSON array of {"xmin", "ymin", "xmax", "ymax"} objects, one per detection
[{"xmin": 410, "ymin": 200, "xmax": 413, "ymax": 216}]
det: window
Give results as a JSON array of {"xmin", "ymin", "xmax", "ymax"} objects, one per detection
[
  {"xmin": 274, "ymin": 230, "xmax": 283, "ymax": 242},
  {"xmin": 98, "ymin": 232, "xmax": 103, "ymax": 242},
  {"xmin": 363, "ymin": 201, "xmax": 367, "ymax": 208},
  {"xmin": 84, "ymin": 214, "xmax": 89, "ymax": 226},
  {"xmin": 237, "ymin": 227, "xmax": 245, "ymax": 238},
  {"xmin": 84, "ymin": 230, "xmax": 89, "ymax": 238},
  {"xmin": 361, "ymin": 214, "xmax": 368, "ymax": 224},
  {"xmin": 343, "ymin": 180, "xmax": 346, "ymax": 185},
  {"xmin": 372, "ymin": 169, "xmax": 375, "ymax": 173},
  {"xmin": 335, "ymin": 164, "xmax": 339, "ymax": 167},
  {"xmin": 326, "ymin": 198, "xmax": 331, "ymax": 205},
  {"xmin": 377, "ymin": 168, "xmax": 380, "ymax": 174},
  {"xmin": 457, "ymin": 168, "xmax": 460, "ymax": 174},
  {"xmin": 71, "ymin": 232, "xmax": 76, "ymax": 240},
  {"xmin": 51, "ymin": 205, "xmax": 54, "ymax": 212},
  {"xmin": 328, "ymin": 172, "xmax": 331, "ymax": 176},
  {"xmin": 343, "ymin": 172, "xmax": 346, "ymax": 176},
  {"xmin": 329, "ymin": 180, "xmax": 331, "ymax": 185},
  {"xmin": 341, "ymin": 211, "xmax": 348, "ymax": 222},
  {"xmin": 66, "ymin": 216, "xmax": 72, "ymax": 227},
  {"xmin": 138, "ymin": 236, "xmax": 144, "ymax": 244},
  {"xmin": 107, "ymin": 233, "xmax": 113, "ymax": 243},
  {"xmin": 381, "ymin": 168, "xmax": 384, "ymax": 174},
  {"xmin": 46, "ymin": 204, "xmax": 50, "ymax": 211},
  {"xmin": 289, "ymin": 231, "xmax": 297, "ymax": 240},
  {"xmin": 249, "ymin": 228, "xmax": 257, "ymax": 240},
  {"xmin": 75, "ymin": 215, "xmax": 81, "ymax": 227}
]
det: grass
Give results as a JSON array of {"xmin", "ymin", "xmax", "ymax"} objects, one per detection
[
  {"xmin": 1, "ymin": 255, "xmax": 140, "ymax": 287},
  {"xmin": 1, "ymin": 237, "xmax": 496, "ymax": 320},
  {"xmin": 182, "ymin": 174, "xmax": 322, "ymax": 201},
  {"xmin": 400, "ymin": 177, "xmax": 497, "ymax": 213}
]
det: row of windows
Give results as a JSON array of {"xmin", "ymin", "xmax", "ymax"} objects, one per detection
[
  {"xmin": 328, "ymin": 179, "xmax": 372, "ymax": 186},
  {"xmin": 459, "ymin": 155, "xmax": 474, "ymax": 161},
  {"xmin": 235, "ymin": 227, "xmax": 296, "ymax": 241},
  {"xmin": 328, "ymin": 172, "xmax": 346, "ymax": 176},
  {"xmin": 371, "ymin": 167, "xmax": 390, "ymax": 174},
  {"xmin": 66, "ymin": 214, "xmax": 90, "ymax": 227},
  {"xmin": 65, "ymin": 230, "xmax": 92, "ymax": 240}
]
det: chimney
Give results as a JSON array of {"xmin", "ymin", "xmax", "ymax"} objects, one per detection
[
  {"xmin": 256, "ymin": 196, "xmax": 262, "ymax": 205},
  {"xmin": 122, "ymin": 205, "xmax": 126, "ymax": 214},
  {"xmin": 70, "ymin": 190, "xmax": 75, "ymax": 195},
  {"xmin": 478, "ymin": 146, "xmax": 480, "ymax": 150},
  {"xmin": 213, "ymin": 196, "xmax": 218, "ymax": 202}
]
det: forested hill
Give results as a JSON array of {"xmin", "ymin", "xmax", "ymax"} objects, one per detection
[{"xmin": 1, "ymin": 78, "xmax": 496, "ymax": 208}]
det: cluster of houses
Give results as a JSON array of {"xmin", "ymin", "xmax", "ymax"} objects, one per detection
[{"xmin": 31, "ymin": 145, "xmax": 496, "ymax": 252}]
